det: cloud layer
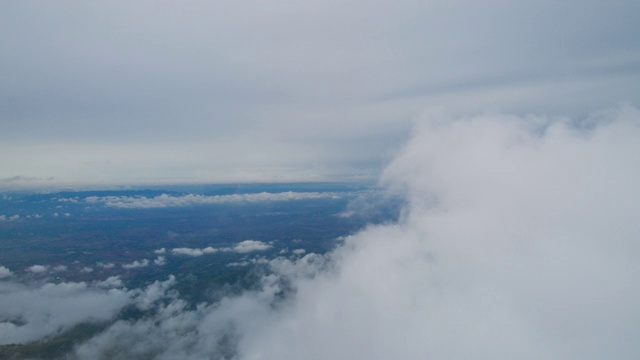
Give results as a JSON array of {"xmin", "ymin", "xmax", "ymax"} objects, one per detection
[
  {"xmin": 85, "ymin": 192, "xmax": 340, "ymax": 209},
  {"xmin": 171, "ymin": 240, "xmax": 272, "ymax": 257},
  {"xmin": 2, "ymin": 107, "xmax": 640, "ymax": 358},
  {"xmin": 1, "ymin": 1, "xmax": 639, "ymax": 185}
]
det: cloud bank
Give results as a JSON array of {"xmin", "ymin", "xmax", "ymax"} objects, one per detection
[
  {"xmin": 3, "ymin": 107, "xmax": 640, "ymax": 359},
  {"xmin": 171, "ymin": 240, "xmax": 273, "ymax": 257},
  {"xmin": 2, "ymin": 1, "xmax": 639, "ymax": 186},
  {"xmin": 84, "ymin": 192, "xmax": 340, "ymax": 209}
]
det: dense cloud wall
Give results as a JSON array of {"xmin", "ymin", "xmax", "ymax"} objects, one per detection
[
  {"xmin": 227, "ymin": 106, "xmax": 640, "ymax": 359},
  {"xmin": 2, "ymin": 107, "xmax": 639, "ymax": 359}
]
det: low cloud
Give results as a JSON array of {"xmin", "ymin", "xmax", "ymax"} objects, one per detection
[
  {"xmin": 83, "ymin": 192, "xmax": 340, "ymax": 209},
  {"xmin": 52, "ymin": 265, "xmax": 67, "ymax": 273},
  {"xmin": 0, "ymin": 276, "xmax": 178, "ymax": 346},
  {"xmin": 0, "ymin": 281, "xmax": 130, "ymax": 345},
  {"xmin": 171, "ymin": 240, "xmax": 272, "ymax": 257},
  {"xmin": 171, "ymin": 247, "xmax": 218, "ymax": 257},
  {"xmin": 153, "ymin": 256, "xmax": 166, "ymax": 266},
  {"xmin": 79, "ymin": 106, "xmax": 640, "ymax": 359},
  {"xmin": 0, "ymin": 214, "xmax": 20, "ymax": 222},
  {"xmin": 4, "ymin": 107, "xmax": 640, "ymax": 359},
  {"xmin": 0, "ymin": 266, "xmax": 14, "ymax": 279},
  {"xmin": 122, "ymin": 259, "xmax": 149, "ymax": 269},
  {"xmin": 26, "ymin": 265, "xmax": 48, "ymax": 274},
  {"xmin": 231, "ymin": 240, "xmax": 272, "ymax": 253},
  {"xmin": 94, "ymin": 276, "xmax": 124, "ymax": 289}
]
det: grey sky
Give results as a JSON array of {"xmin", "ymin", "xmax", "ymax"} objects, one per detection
[{"xmin": 2, "ymin": 0, "xmax": 639, "ymax": 186}]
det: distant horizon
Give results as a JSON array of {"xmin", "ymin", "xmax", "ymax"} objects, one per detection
[{"xmin": 0, "ymin": 177, "xmax": 379, "ymax": 193}]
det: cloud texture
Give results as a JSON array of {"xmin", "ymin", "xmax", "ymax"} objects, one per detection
[
  {"xmin": 1, "ymin": 1, "xmax": 639, "ymax": 186},
  {"xmin": 2, "ymin": 107, "xmax": 640, "ymax": 359},
  {"xmin": 85, "ymin": 192, "xmax": 340, "ymax": 209},
  {"xmin": 171, "ymin": 241, "xmax": 272, "ymax": 257}
]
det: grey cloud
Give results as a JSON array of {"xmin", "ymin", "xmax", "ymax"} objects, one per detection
[
  {"xmin": 0, "ymin": 281, "xmax": 130, "ymax": 345},
  {"xmin": 2, "ymin": 1, "xmax": 639, "ymax": 185},
  {"xmin": 71, "ymin": 106, "xmax": 640, "ymax": 359},
  {"xmin": 1, "ymin": 106, "xmax": 638, "ymax": 356}
]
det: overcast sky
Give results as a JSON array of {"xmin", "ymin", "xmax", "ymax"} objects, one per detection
[{"xmin": 1, "ymin": 0, "xmax": 639, "ymax": 187}]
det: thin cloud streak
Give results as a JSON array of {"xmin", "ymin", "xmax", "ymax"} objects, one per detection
[{"xmin": 84, "ymin": 191, "xmax": 341, "ymax": 209}]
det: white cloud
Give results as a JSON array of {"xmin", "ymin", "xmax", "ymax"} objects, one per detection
[
  {"xmin": 129, "ymin": 276, "xmax": 178, "ymax": 311},
  {"xmin": 0, "ymin": 214, "xmax": 20, "ymax": 221},
  {"xmin": 171, "ymin": 247, "xmax": 217, "ymax": 257},
  {"xmin": 0, "ymin": 281, "xmax": 130, "ymax": 345},
  {"xmin": 84, "ymin": 192, "xmax": 340, "ymax": 209},
  {"xmin": 153, "ymin": 256, "xmax": 166, "ymax": 266},
  {"xmin": 292, "ymin": 249, "xmax": 306, "ymax": 255},
  {"xmin": 227, "ymin": 261, "xmax": 250, "ymax": 267},
  {"xmin": 52, "ymin": 265, "xmax": 67, "ymax": 272},
  {"xmin": 95, "ymin": 276, "xmax": 124, "ymax": 289},
  {"xmin": 0, "ymin": 275, "xmax": 179, "ymax": 346},
  {"xmin": 2, "ymin": 107, "xmax": 639, "ymax": 358},
  {"xmin": 171, "ymin": 241, "xmax": 272, "ymax": 257},
  {"xmin": 122, "ymin": 259, "xmax": 149, "ymax": 269},
  {"xmin": 230, "ymin": 240, "xmax": 272, "ymax": 253},
  {"xmin": 0, "ymin": 266, "xmax": 14, "ymax": 279},
  {"xmin": 97, "ymin": 262, "xmax": 115, "ymax": 269},
  {"xmin": 27, "ymin": 265, "xmax": 48, "ymax": 274},
  {"xmin": 154, "ymin": 247, "xmax": 166, "ymax": 254},
  {"xmin": 71, "ymin": 106, "xmax": 640, "ymax": 359}
]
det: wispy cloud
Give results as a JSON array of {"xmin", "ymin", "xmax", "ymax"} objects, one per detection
[
  {"xmin": 0, "ymin": 266, "xmax": 14, "ymax": 279},
  {"xmin": 94, "ymin": 276, "xmax": 124, "ymax": 289},
  {"xmin": 231, "ymin": 240, "xmax": 272, "ymax": 253},
  {"xmin": 0, "ymin": 281, "xmax": 130, "ymax": 345},
  {"xmin": 171, "ymin": 247, "xmax": 218, "ymax": 257},
  {"xmin": 0, "ymin": 214, "xmax": 20, "ymax": 221},
  {"xmin": 84, "ymin": 192, "xmax": 340, "ymax": 209},
  {"xmin": 121, "ymin": 259, "xmax": 149, "ymax": 269},
  {"xmin": 171, "ymin": 240, "xmax": 272, "ymax": 257},
  {"xmin": 26, "ymin": 265, "xmax": 48, "ymax": 274}
]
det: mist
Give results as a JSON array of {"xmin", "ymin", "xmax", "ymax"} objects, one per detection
[{"xmin": 21, "ymin": 106, "xmax": 626, "ymax": 358}]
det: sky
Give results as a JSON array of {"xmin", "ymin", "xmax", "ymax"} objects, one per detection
[
  {"xmin": 1, "ymin": 0, "xmax": 639, "ymax": 187},
  {"xmin": 2, "ymin": 2, "xmax": 640, "ymax": 357}
]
